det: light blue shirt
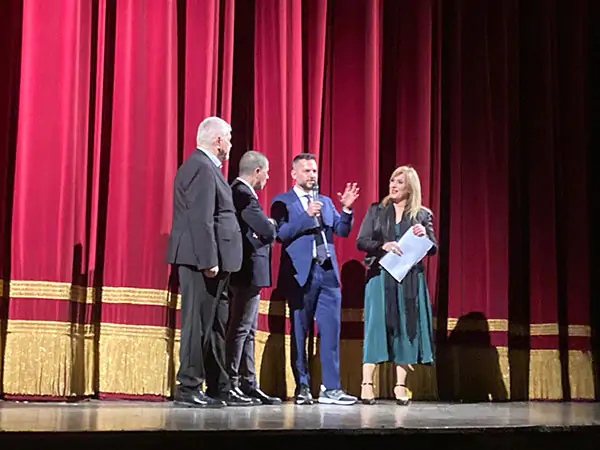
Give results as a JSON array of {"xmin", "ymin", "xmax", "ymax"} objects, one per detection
[{"xmin": 197, "ymin": 146, "xmax": 222, "ymax": 168}]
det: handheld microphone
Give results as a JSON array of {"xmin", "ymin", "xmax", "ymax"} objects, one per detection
[
  {"xmin": 311, "ymin": 182, "xmax": 331, "ymax": 259},
  {"xmin": 311, "ymin": 182, "xmax": 319, "ymax": 199},
  {"xmin": 311, "ymin": 183, "xmax": 320, "ymax": 217}
]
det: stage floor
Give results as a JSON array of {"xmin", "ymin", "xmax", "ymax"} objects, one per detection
[{"xmin": 1, "ymin": 400, "xmax": 600, "ymax": 432}]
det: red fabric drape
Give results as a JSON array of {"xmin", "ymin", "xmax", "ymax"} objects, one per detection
[
  {"xmin": 182, "ymin": 0, "xmax": 234, "ymax": 159},
  {"xmin": 380, "ymin": 0, "xmax": 440, "ymax": 300},
  {"xmin": 95, "ymin": 0, "xmax": 179, "ymax": 398},
  {"xmin": 4, "ymin": 0, "xmax": 95, "ymax": 398},
  {"xmin": 0, "ymin": 0, "xmax": 22, "ymax": 289},
  {"xmin": 0, "ymin": 0, "xmax": 593, "ymax": 401},
  {"xmin": 252, "ymin": 0, "xmax": 307, "ymax": 342}
]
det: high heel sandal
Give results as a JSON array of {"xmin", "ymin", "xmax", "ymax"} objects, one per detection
[
  {"xmin": 360, "ymin": 382, "xmax": 376, "ymax": 405},
  {"xmin": 394, "ymin": 384, "xmax": 410, "ymax": 406}
]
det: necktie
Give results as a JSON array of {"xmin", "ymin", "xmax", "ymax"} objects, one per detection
[{"xmin": 307, "ymin": 195, "xmax": 328, "ymax": 264}]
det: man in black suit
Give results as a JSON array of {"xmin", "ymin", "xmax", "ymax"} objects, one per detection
[
  {"xmin": 166, "ymin": 116, "xmax": 253, "ymax": 407},
  {"xmin": 227, "ymin": 151, "xmax": 282, "ymax": 405}
]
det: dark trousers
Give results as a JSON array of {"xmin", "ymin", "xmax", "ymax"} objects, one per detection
[
  {"xmin": 226, "ymin": 285, "xmax": 261, "ymax": 390},
  {"xmin": 177, "ymin": 265, "xmax": 230, "ymax": 396},
  {"xmin": 289, "ymin": 261, "xmax": 341, "ymax": 391}
]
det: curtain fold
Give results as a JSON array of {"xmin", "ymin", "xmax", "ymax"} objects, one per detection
[
  {"xmin": 377, "ymin": 0, "xmax": 439, "ymax": 398},
  {"xmin": 252, "ymin": 0, "xmax": 307, "ymax": 397},
  {"xmin": 319, "ymin": 0, "xmax": 382, "ymax": 396},
  {"xmin": 5, "ymin": 0, "xmax": 95, "ymax": 398},
  {"xmin": 0, "ymin": 0, "xmax": 23, "ymax": 389}
]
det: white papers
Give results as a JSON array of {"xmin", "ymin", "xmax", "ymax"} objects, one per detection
[{"xmin": 378, "ymin": 230, "xmax": 433, "ymax": 283}]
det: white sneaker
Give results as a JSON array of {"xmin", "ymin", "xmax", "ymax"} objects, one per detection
[{"xmin": 317, "ymin": 385, "xmax": 357, "ymax": 405}]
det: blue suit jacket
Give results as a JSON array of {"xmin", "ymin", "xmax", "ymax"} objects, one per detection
[{"xmin": 271, "ymin": 189, "xmax": 353, "ymax": 291}]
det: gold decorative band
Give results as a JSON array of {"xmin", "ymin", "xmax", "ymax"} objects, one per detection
[
  {"xmin": 9, "ymin": 280, "xmax": 91, "ymax": 303},
  {"xmin": 442, "ymin": 317, "xmax": 591, "ymax": 337},
  {"xmin": 8, "ymin": 280, "xmax": 182, "ymax": 308},
  {"xmin": 4, "ymin": 280, "xmax": 592, "ymax": 338},
  {"xmin": 1, "ymin": 319, "xmax": 594, "ymax": 400},
  {"xmin": 6, "ymin": 320, "xmax": 182, "ymax": 340},
  {"xmin": 100, "ymin": 286, "xmax": 180, "ymax": 308}
]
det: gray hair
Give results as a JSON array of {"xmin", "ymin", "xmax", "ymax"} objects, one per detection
[
  {"xmin": 196, "ymin": 116, "xmax": 231, "ymax": 147},
  {"xmin": 239, "ymin": 150, "xmax": 268, "ymax": 175}
]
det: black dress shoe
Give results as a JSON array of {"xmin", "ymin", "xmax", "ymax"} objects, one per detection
[
  {"xmin": 244, "ymin": 387, "xmax": 282, "ymax": 405},
  {"xmin": 217, "ymin": 388, "xmax": 255, "ymax": 406},
  {"xmin": 174, "ymin": 388, "xmax": 226, "ymax": 408},
  {"xmin": 234, "ymin": 387, "xmax": 261, "ymax": 405}
]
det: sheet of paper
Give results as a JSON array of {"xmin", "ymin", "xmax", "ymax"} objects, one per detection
[{"xmin": 378, "ymin": 230, "xmax": 433, "ymax": 283}]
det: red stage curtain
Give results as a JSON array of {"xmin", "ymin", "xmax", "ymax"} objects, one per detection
[
  {"xmin": 4, "ymin": 0, "xmax": 97, "ymax": 399},
  {"xmin": 0, "ymin": 0, "xmax": 593, "ymax": 401}
]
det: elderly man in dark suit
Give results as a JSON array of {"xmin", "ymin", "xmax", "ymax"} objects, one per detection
[
  {"xmin": 227, "ymin": 151, "xmax": 282, "ymax": 405},
  {"xmin": 166, "ymin": 116, "xmax": 253, "ymax": 408}
]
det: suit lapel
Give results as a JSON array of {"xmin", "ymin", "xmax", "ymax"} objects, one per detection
[
  {"xmin": 237, "ymin": 179, "xmax": 257, "ymax": 199},
  {"xmin": 231, "ymin": 178, "xmax": 242, "ymax": 192},
  {"xmin": 288, "ymin": 189, "xmax": 307, "ymax": 218},
  {"xmin": 195, "ymin": 149, "xmax": 229, "ymax": 188},
  {"xmin": 213, "ymin": 164, "xmax": 229, "ymax": 188}
]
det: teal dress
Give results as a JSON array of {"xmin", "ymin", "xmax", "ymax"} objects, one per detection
[{"xmin": 363, "ymin": 223, "xmax": 434, "ymax": 365}]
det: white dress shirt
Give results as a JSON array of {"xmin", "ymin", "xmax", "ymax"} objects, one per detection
[
  {"xmin": 236, "ymin": 177, "xmax": 258, "ymax": 198},
  {"xmin": 293, "ymin": 185, "xmax": 327, "ymax": 259}
]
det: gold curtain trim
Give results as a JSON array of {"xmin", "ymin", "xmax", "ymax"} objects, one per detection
[
  {"xmin": 101, "ymin": 286, "xmax": 180, "ymax": 308},
  {"xmin": 441, "ymin": 317, "xmax": 590, "ymax": 337},
  {"xmin": 8, "ymin": 280, "xmax": 182, "ymax": 308},
  {"xmin": 98, "ymin": 329, "xmax": 176, "ymax": 397},
  {"xmin": 1, "ymin": 320, "xmax": 595, "ymax": 399},
  {"xmin": 5, "ymin": 281, "xmax": 591, "ymax": 337},
  {"xmin": 7, "ymin": 320, "xmax": 181, "ymax": 341},
  {"xmin": 10, "ymin": 280, "xmax": 91, "ymax": 303},
  {"xmin": 4, "ymin": 320, "xmax": 96, "ymax": 396},
  {"xmin": 252, "ymin": 332, "xmax": 594, "ymax": 400},
  {"xmin": 8, "ymin": 320, "xmax": 95, "ymax": 337},
  {"xmin": 445, "ymin": 317, "xmax": 509, "ymax": 332}
]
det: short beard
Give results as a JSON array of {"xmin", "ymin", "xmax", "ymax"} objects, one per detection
[{"xmin": 297, "ymin": 181, "xmax": 314, "ymax": 192}]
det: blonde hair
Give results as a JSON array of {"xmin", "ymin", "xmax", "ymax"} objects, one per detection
[{"xmin": 382, "ymin": 165, "xmax": 422, "ymax": 219}]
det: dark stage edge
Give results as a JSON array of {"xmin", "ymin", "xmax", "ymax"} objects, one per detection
[{"xmin": 1, "ymin": 401, "xmax": 600, "ymax": 450}]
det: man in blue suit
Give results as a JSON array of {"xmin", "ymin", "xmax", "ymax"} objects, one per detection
[{"xmin": 271, "ymin": 153, "xmax": 360, "ymax": 405}]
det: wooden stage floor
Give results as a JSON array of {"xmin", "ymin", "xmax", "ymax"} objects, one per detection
[{"xmin": 1, "ymin": 400, "xmax": 600, "ymax": 449}]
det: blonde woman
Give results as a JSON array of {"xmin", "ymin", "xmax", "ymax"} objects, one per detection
[{"xmin": 356, "ymin": 166, "xmax": 437, "ymax": 405}]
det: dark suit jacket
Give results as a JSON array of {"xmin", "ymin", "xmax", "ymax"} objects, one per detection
[
  {"xmin": 356, "ymin": 202, "xmax": 437, "ymax": 279},
  {"xmin": 166, "ymin": 149, "xmax": 242, "ymax": 273},
  {"xmin": 271, "ymin": 189, "xmax": 353, "ymax": 291},
  {"xmin": 229, "ymin": 179, "xmax": 276, "ymax": 288}
]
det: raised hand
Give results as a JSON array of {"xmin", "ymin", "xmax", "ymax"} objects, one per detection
[{"xmin": 337, "ymin": 182, "xmax": 360, "ymax": 210}]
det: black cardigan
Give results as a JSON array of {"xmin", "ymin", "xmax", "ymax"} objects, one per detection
[{"xmin": 356, "ymin": 202, "xmax": 437, "ymax": 280}]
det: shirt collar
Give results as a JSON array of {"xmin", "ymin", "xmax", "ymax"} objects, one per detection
[
  {"xmin": 236, "ymin": 177, "xmax": 258, "ymax": 198},
  {"xmin": 197, "ymin": 146, "xmax": 222, "ymax": 168},
  {"xmin": 293, "ymin": 185, "xmax": 312, "ymax": 200}
]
